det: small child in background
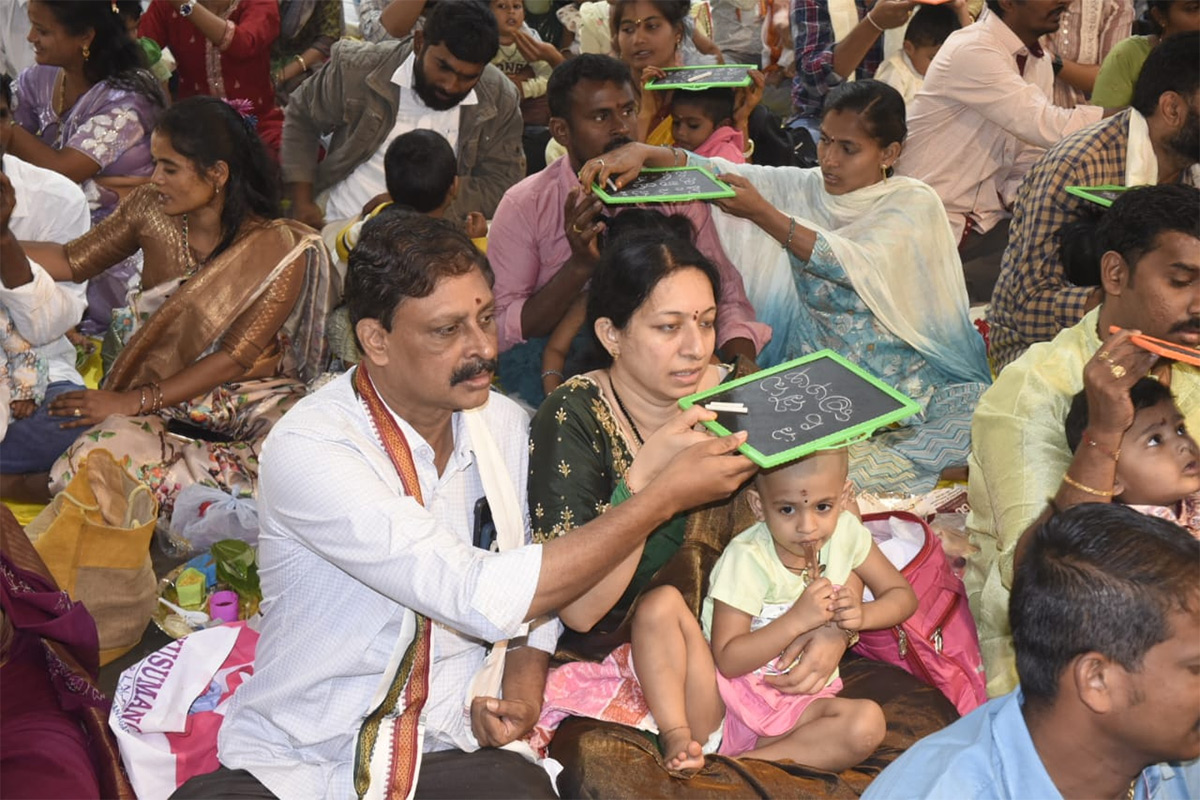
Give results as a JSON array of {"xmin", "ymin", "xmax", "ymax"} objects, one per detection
[
  {"xmin": 335, "ymin": 129, "xmax": 487, "ymax": 262},
  {"xmin": 875, "ymin": 3, "xmax": 964, "ymax": 105},
  {"xmin": 0, "ymin": 306, "xmax": 48, "ymax": 440},
  {"xmin": 492, "ymin": 0, "xmax": 568, "ymax": 172},
  {"xmin": 631, "ymin": 448, "xmax": 917, "ymax": 772},
  {"xmin": 328, "ymin": 130, "xmax": 486, "ymax": 366},
  {"xmin": 116, "ymin": 1, "xmax": 176, "ymax": 85},
  {"xmin": 670, "ymin": 87, "xmax": 748, "ymax": 163},
  {"xmin": 491, "ymin": 0, "xmax": 561, "ymax": 122},
  {"xmin": 1065, "ymin": 377, "xmax": 1200, "ymax": 537}
]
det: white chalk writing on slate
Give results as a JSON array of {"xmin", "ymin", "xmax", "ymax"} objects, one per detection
[{"xmin": 760, "ymin": 368, "xmax": 854, "ymax": 441}]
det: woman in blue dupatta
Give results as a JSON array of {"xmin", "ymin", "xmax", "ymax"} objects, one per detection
[{"xmin": 583, "ymin": 81, "xmax": 991, "ymax": 494}]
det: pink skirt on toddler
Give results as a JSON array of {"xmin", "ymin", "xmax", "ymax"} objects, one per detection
[{"xmin": 716, "ymin": 669, "xmax": 843, "ymax": 756}]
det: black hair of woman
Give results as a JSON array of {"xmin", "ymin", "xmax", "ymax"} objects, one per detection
[
  {"xmin": 585, "ymin": 228, "xmax": 722, "ymax": 367},
  {"xmin": 154, "ymin": 96, "xmax": 281, "ymax": 259},
  {"xmin": 1144, "ymin": 0, "xmax": 1190, "ymax": 35},
  {"xmin": 36, "ymin": 0, "xmax": 163, "ymax": 103},
  {"xmin": 609, "ymin": 0, "xmax": 691, "ymax": 35},
  {"xmin": 822, "ymin": 80, "xmax": 907, "ymax": 176},
  {"xmin": 596, "ymin": 207, "xmax": 696, "ymax": 252}
]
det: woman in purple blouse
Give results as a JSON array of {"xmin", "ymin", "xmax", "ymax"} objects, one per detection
[{"xmin": 10, "ymin": 0, "xmax": 163, "ymax": 334}]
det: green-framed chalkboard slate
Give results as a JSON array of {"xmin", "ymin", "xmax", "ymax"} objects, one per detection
[
  {"xmin": 679, "ymin": 351, "xmax": 921, "ymax": 469},
  {"xmin": 591, "ymin": 166, "xmax": 735, "ymax": 204},
  {"xmin": 644, "ymin": 64, "xmax": 757, "ymax": 91}
]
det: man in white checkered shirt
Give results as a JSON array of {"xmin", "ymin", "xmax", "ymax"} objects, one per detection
[{"xmin": 173, "ymin": 211, "xmax": 755, "ymax": 800}]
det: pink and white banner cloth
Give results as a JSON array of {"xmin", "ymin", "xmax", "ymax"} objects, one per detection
[{"xmin": 109, "ymin": 623, "xmax": 258, "ymax": 800}]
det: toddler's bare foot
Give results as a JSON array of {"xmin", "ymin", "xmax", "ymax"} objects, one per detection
[{"xmin": 660, "ymin": 726, "xmax": 705, "ymax": 774}]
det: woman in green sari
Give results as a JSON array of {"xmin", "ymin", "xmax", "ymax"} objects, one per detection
[
  {"xmin": 527, "ymin": 223, "xmax": 959, "ymax": 797},
  {"xmin": 529, "ymin": 222, "xmax": 745, "ymax": 634},
  {"xmin": 528, "ymin": 220, "xmax": 854, "ymax": 724}
]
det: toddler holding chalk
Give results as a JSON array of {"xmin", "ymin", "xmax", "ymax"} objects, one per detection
[
  {"xmin": 1064, "ymin": 377, "xmax": 1200, "ymax": 537},
  {"xmin": 630, "ymin": 447, "xmax": 917, "ymax": 772}
]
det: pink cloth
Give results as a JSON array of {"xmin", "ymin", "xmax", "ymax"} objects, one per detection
[
  {"xmin": 488, "ymin": 155, "xmax": 771, "ymax": 352},
  {"xmin": 528, "ymin": 642, "xmax": 655, "ymax": 756},
  {"xmin": 528, "ymin": 640, "xmax": 846, "ymax": 758},
  {"xmin": 1127, "ymin": 493, "xmax": 1200, "ymax": 539},
  {"xmin": 109, "ymin": 623, "xmax": 259, "ymax": 798},
  {"xmin": 896, "ymin": 10, "xmax": 1104, "ymax": 240},
  {"xmin": 695, "ymin": 126, "xmax": 746, "ymax": 164},
  {"xmin": 716, "ymin": 670, "xmax": 842, "ymax": 756}
]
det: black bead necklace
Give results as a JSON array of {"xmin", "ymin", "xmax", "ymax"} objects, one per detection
[{"xmin": 608, "ymin": 377, "xmax": 645, "ymax": 447}]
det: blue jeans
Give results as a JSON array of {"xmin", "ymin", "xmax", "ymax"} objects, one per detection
[{"xmin": 1, "ymin": 381, "xmax": 87, "ymax": 473}]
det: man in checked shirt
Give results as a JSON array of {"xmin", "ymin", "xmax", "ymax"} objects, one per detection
[{"xmin": 988, "ymin": 32, "xmax": 1200, "ymax": 373}]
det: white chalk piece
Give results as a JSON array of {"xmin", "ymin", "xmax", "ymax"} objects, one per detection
[
  {"xmin": 644, "ymin": 64, "xmax": 757, "ymax": 91},
  {"xmin": 706, "ymin": 402, "xmax": 749, "ymax": 414}
]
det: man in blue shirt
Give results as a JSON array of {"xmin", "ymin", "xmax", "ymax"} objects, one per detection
[{"xmin": 865, "ymin": 504, "xmax": 1200, "ymax": 800}]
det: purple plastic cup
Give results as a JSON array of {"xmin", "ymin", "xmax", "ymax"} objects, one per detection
[{"xmin": 209, "ymin": 590, "xmax": 240, "ymax": 623}]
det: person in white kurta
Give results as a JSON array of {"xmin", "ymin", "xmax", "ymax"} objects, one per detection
[
  {"xmin": 202, "ymin": 211, "xmax": 757, "ymax": 800},
  {"xmin": 0, "ymin": 152, "xmax": 91, "ymax": 479}
]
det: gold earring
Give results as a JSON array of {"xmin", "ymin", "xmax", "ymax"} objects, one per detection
[
  {"xmin": 82, "ymin": 44, "xmax": 90, "ymax": 61},
  {"xmin": 880, "ymin": 164, "xmax": 889, "ymax": 183}
]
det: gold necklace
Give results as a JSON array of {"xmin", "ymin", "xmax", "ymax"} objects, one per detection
[{"xmin": 180, "ymin": 214, "xmax": 201, "ymax": 276}]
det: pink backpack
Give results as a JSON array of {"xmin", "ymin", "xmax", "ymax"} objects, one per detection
[{"xmin": 853, "ymin": 511, "xmax": 987, "ymax": 716}]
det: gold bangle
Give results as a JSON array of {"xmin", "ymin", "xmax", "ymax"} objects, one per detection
[
  {"xmin": 783, "ymin": 216, "xmax": 797, "ymax": 250},
  {"xmin": 148, "ymin": 381, "xmax": 164, "ymax": 413},
  {"xmin": 294, "ymin": 53, "xmax": 308, "ymax": 72},
  {"xmin": 1061, "ymin": 472, "xmax": 1114, "ymax": 497}
]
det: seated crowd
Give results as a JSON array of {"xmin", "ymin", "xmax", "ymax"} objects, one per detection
[{"xmin": 1, "ymin": 1, "xmax": 1198, "ymax": 798}]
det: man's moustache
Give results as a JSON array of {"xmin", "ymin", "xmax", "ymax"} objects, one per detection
[
  {"xmin": 450, "ymin": 358, "xmax": 499, "ymax": 386},
  {"xmin": 1170, "ymin": 319, "xmax": 1200, "ymax": 334},
  {"xmin": 603, "ymin": 136, "xmax": 634, "ymax": 153}
]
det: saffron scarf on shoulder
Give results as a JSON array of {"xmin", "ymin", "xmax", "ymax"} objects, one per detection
[
  {"xmin": 352, "ymin": 363, "xmax": 432, "ymax": 800},
  {"xmin": 349, "ymin": 363, "xmax": 532, "ymax": 799}
]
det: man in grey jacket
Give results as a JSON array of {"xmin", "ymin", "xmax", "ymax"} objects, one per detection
[{"xmin": 282, "ymin": 0, "xmax": 524, "ymax": 229}]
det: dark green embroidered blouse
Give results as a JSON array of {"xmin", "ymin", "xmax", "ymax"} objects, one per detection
[{"xmin": 528, "ymin": 375, "xmax": 687, "ymax": 619}]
